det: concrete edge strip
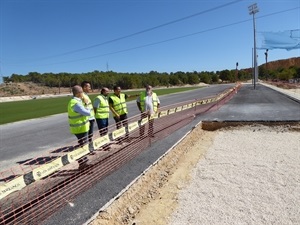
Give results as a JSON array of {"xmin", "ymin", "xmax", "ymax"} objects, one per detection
[{"xmin": 83, "ymin": 120, "xmax": 203, "ymax": 225}]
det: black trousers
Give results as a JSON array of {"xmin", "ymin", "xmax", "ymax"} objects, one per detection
[{"xmin": 113, "ymin": 113, "xmax": 128, "ymax": 129}]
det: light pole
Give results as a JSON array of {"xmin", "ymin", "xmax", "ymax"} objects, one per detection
[
  {"xmin": 248, "ymin": 3, "xmax": 259, "ymax": 89},
  {"xmin": 265, "ymin": 49, "xmax": 268, "ymax": 80}
]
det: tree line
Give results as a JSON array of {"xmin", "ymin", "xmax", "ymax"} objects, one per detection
[{"xmin": 3, "ymin": 64, "xmax": 299, "ymax": 90}]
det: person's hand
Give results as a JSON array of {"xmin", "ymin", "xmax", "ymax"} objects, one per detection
[{"xmin": 82, "ymin": 96, "xmax": 89, "ymax": 105}]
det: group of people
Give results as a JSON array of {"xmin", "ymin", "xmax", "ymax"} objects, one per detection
[{"xmin": 67, "ymin": 82, "xmax": 160, "ymax": 153}]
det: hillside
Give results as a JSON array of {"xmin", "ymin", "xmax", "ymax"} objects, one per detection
[
  {"xmin": 243, "ymin": 57, "xmax": 300, "ymax": 73},
  {"xmin": 260, "ymin": 57, "xmax": 300, "ymax": 70},
  {"xmin": 0, "ymin": 82, "xmax": 71, "ymax": 97}
]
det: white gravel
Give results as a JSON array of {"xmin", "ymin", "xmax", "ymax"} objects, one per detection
[{"xmin": 169, "ymin": 125, "xmax": 300, "ymax": 225}]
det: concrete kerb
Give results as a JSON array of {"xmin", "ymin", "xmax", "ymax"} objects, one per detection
[{"xmin": 83, "ymin": 120, "xmax": 203, "ymax": 225}]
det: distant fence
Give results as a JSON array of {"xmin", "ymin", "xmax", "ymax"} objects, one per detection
[{"xmin": 0, "ymin": 83, "xmax": 241, "ymax": 224}]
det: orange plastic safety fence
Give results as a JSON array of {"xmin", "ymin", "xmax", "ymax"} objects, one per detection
[{"xmin": 0, "ymin": 85, "xmax": 239, "ymax": 224}]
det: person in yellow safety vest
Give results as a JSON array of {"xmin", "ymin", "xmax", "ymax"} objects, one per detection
[
  {"xmin": 136, "ymin": 84, "xmax": 160, "ymax": 137},
  {"xmin": 93, "ymin": 87, "xmax": 110, "ymax": 136},
  {"xmin": 81, "ymin": 81, "xmax": 95, "ymax": 152},
  {"xmin": 108, "ymin": 86, "xmax": 130, "ymax": 130},
  {"xmin": 68, "ymin": 85, "xmax": 91, "ymax": 147}
]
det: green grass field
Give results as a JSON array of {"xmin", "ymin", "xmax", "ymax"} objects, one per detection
[{"xmin": 0, "ymin": 87, "xmax": 200, "ymax": 125}]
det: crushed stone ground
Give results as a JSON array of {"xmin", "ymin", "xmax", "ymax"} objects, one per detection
[{"xmin": 89, "ymin": 123, "xmax": 300, "ymax": 225}]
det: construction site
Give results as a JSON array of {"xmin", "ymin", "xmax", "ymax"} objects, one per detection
[{"xmin": 0, "ymin": 82, "xmax": 299, "ymax": 225}]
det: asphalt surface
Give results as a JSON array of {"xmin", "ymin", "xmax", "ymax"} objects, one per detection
[
  {"xmin": 202, "ymin": 83, "xmax": 300, "ymax": 121},
  {"xmin": 41, "ymin": 83, "xmax": 300, "ymax": 225}
]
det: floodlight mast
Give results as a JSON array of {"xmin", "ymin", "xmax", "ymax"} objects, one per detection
[{"xmin": 248, "ymin": 3, "xmax": 259, "ymax": 90}]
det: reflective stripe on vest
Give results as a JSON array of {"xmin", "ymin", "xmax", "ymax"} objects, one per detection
[
  {"xmin": 139, "ymin": 92, "xmax": 158, "ymax": 112},
  {"xmin": 68, "ymin": 98, "xmax": 89, "ymax": 134},
  {"xmin": 110, "ymin": 93, "xmax": 128, "ymax": 115},
  {"xmin": 95, "ymin": 95, "xmax": 109, "ymax": 119}
]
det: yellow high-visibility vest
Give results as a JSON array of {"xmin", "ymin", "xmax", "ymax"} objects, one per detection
[
  {"xmin": 95, "ymin": 95, "xmax": 109, "ymax": 119},
  {"xmin": 109, "ymin": 93, "xmax": 128, "ymax": 115},
  {"xmin": 68, "ymin": 98, "xmax": 89, "ymax": 134}
]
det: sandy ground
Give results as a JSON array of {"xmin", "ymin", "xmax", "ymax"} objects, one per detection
[
  {"xmin": 89, "ymin": 123, "xmax": 300, "ymax": 225},
  {"xmin": 88, "ymin": 86, "xmax": 300, "ymax": 225},
  {"xmin": 168, "ymin": 125, "xmax": 300, "ymax": 225}
]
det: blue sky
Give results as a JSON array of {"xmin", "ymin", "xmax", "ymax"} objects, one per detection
[{"xmin": 0, "ymin": 0, "xmax": 299, "ymax": 79}]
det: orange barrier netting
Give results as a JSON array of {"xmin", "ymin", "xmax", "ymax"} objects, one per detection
[{"xmin": 0, "ymin": 84, "xmax": 241, "ymax": 224}]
